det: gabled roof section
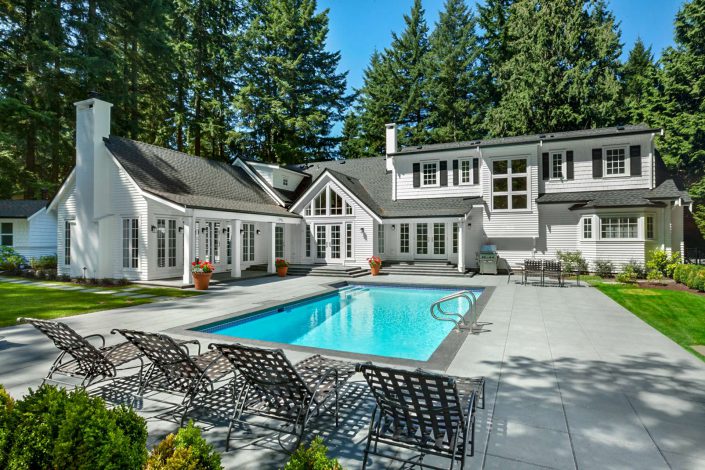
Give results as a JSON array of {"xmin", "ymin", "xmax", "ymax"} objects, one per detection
[
  {"xmin": 647, "ymin": 179, "xmax": 692, "ymax": 203},
  {"xmin": 537, "ymin": 189, "xmax": 665, "ymax": 209},
  {"xmin": 0, "ymin": 200, "xmax": 47, "ymax": 218},
  {"xmin": 300, "ymin": 157, "xmax": 478, "ymax": 218},
  {"xmin": 104, "ymin": 136, "xmax": 296, "ymax": 217},
  {"xmin": 394, "ymin": 124, "xmax": 660, "ymax": 155}
]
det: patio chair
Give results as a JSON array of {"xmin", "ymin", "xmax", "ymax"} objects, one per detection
[
  {"xmin": 543, "ymin": 260, "xmax": 563, "ymax": 287},
  {"xmin": 18, "ymin": 317, "xmax": 145, "ymax": 389},
  {"xmin": 209, "ymin": 342, "xmax": 356, "ymax": 451},
  {"xmin": 357, "ymin": 363, "xmax": 484, "ymax": 470},
  {"xmin": 112, "ymin": 329, "xmax": 233, "ymax": 425},
  {"xmin": 523, "ymin": 259, "xmax": 544, "ymax": 285}
]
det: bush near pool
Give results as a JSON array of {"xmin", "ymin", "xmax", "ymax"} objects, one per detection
[{"xmin": 673, "ymin": 264, "xmax": 705, "ymax": 292}]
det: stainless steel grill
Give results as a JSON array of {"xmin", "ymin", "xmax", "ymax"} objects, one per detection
[{"xmin": 477, "ymin": 244, "xmax": 498, "ymax": 275}]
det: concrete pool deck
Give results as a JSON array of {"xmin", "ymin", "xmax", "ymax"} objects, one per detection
[{"xmin": 1, "ymin": 274, "xmax": 705, "ymax": 469}]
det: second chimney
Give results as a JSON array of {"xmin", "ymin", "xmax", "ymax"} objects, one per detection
[{"xmin": 385, "ymin": 123, "xmax": 397, "ymax": 155}]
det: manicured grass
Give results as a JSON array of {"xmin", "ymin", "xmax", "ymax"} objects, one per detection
[
  {"xmin": 0, "ymin": 282, "xmax": 200, "ymax": 328},
  {"xmin": 594, "ymin": 282, "xmax": 705, "ymax": 361}
]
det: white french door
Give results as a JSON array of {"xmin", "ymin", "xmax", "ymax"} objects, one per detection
[
  {"xmin": 314, "ymin": 224, "xmax": 343, "ymax": 263},
  {"xmin": 415, "ymin": 222, "xmax": 446, "ymax": 259}
]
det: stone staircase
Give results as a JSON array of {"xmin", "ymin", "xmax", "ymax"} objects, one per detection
[
  {"xmin": 286, "ymin": 264, "xmax": 368, "ymax": 278},
  {"xmin": 381, "ymin": 260, "xmax": 468, "ymax": 277}
]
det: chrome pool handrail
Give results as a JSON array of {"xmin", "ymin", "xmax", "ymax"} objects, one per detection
[{"xmin": 430, "ymin": 290, "xmax": 478, "ymax": 331}]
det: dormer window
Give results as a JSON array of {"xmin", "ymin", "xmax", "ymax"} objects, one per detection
[
  {"xmin": 551, "ymin": 152, "xmax": 564, "ymax": 179},
  {"xmin": 605, "ymin": 148, "xmax": 626, "ymax": 176},
  {"xmin": 422, "ymin": 161, "xmax": 439, "ymax": 187}
]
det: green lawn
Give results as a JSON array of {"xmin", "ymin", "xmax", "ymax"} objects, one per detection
[
  {"xmin": 0, "ymin": 282, "xmax": 201, "ymax": 328},
  {"xmin": 593, "ymin": 282, "xmax": 705, "ymax": 361}
]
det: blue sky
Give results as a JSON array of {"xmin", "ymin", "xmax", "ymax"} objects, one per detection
[{"xmin": 318, "ymin": 0, "xmax": 684, "ymax": 93}]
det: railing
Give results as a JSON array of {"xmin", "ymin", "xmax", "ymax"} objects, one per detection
[
  {"xmin": 430, "ymin": 290, "xmax": 479, "ymax": 331},
  {"xmin": 685, "ymin": 247, "xmax": 705, "ymax": 265}
]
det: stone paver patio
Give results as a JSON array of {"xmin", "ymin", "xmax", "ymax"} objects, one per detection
[{"xmin": 1, "ymin": 274, "xmax": 704, "ymax": 469}]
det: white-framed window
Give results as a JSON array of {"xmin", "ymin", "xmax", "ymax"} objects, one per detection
[
  {"xmin": 226, "ymin": 225, "xmax": 232, "ymax": 264},
  {"xmin": 122, "ymin": 218, "xmax": 139, "ymax": 269},
  {"xmin": 157, "ymin": 219, "xmax": 166, "ymax": 268},
  {"xmin": 157, "ymin": 218, "xmax": 177, "ymax": 268},
  {"xmin": 583, "ymin": 218, "xmax": 592, "ymax": 239},
  {"xmin": 422, "ymin": 161, "xmax": 439, "ymax": 187},
  {"xmin": 330, "ymin": 190, "xmax": 343, "ymax": 215},
  {"xmin": 0, "ymin": 223, "xmax": 12, "ymax": 246},
  {"xmin": 213, "ymin": 222, "xmax": 221, "ymax": 263},
  {"xmin": 377, "ymin": 224, "xmax": 385, "ymax": 254},
  {"xmin": 282, "ymin": 177, "xmax": 288, "ymax": 187},
  {"xmin": 452, "ymin": 223, "xmax": 459, "ymax": 253},
  {"xmin": 605, "ymin": 147, "xmax": 627, "ymax": 176},
  {"xmin": 242, "ymin": 223, "xmax": 255, "ymax": 261},
  {"xmin": 433, "ymin": 223, "xmax": 445, "ymax": 255},
  {"xmin": 275, "ymin": 225, "xmax": 284, "ymax": 258},
  {"xmin": 551, "ymin": 152, "xmax": 564, "ymax": 179},
  {"xmin": 346, "ymin": 223, "xmax": 353, "ymax": 259},
  {"xmin": 308, "ymin": 186, "xmax": 352, "ymax": 217},
  {"xmin": 345, "ymin": 202, "xmax": 353, "ymax": 215},
  {"xmin": 416, "ymin": 224, "xmax": 428, "ymax": 255},
  {"xmin": 646, "ymin": 215, "xmax": 655, "ymax": 240},
  {"xmin": 492, "ymin": 158, "xmax": 528, "ymax": 211},
  {"xmin": 601, "ymin": 216, "xmax": 638, "ymax": 239},
  {"xmin": 64, "ymin": 221, "xmax": 71, "ymax": 265},
  {"xmin": 304, "ymin": 204, "xmax": 312, "ymax": 216},
  {"xmin": 460, "ymin": 159, "xmax": 472, "ymax": 184},
  {"xmin": 313, "ymin": 190, "xmax": 327, "ymax": 215},
  {"xmin": 305, "ymin": 225, "xmax": 312, "ymax": 257},
  {"xmin": 400, "ymin": 223, "xmax": 410, "ymax": 253}
]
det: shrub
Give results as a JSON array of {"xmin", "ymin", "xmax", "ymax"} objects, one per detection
[
  {"xmin": 555, "ymin": 250, "xmax": 588, "ymax": 273},
  {"xmin": 646, "ymin": 249, "xmax": 681, "ymax": 278},
  {"xmin": 285, "ymin": 437, "xmax": 342, "ymax": 470},
  {"xmin": 646, "ymin": 269, "xmax": 665, "ymax": 283},
  {"xmin": 59, "ymin": 274, "xmax": 71, "ymax": 282},
  {"xmin": 616, "ymin": 264, "xmax": 638, "ymax": 284},
  {"xmin": 672, "ymin": 264, "xmax": 705, "ymax": 292},
  {"xmin": 593, "ymin": 259, "xmax": 614, "ymax": 278},
  {"xmin": 29, "ymin": 255, "xmax": 57, "ymax": 271},
  {"xmin": 0, "ymin": 385, "xmax": 147, "ymax": 470},
  {"xmin": 623, "ymin": 259, "xmax": 646, "ymax": 279},
  {"xmin": 146, "ymin": 421, "xmax": 222, "ymax": 470},
  {"xmin": 0, "ymin": 246, "xmax": 25, "ymax": 272}
]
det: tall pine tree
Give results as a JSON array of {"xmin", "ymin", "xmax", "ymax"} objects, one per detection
[
  {"xmin": 425, "ymin": 0, "xmax": 481, "ymax": 143},
  {"xmin": 620, "ymin": 38, "xmax": 659, "ymax": 125},
  {"xmin": 487, "ymin": 0, "xmax": 623, "ymax": 136}
]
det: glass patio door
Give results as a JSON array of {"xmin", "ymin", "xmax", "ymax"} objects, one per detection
[
  {"xmin": 415, "ymin": 222, "xmax": 446, "ymax": 259},
  {"xmin": 314, "ymin": 224, "xmax": 343, "ymax": 263}
]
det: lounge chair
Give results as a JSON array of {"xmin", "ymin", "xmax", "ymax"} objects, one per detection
[
  {"xmin": 18, "ymin": 317, "xmax": 145, "ymax": 388},
  {"xmin": 210, "ymin": 342, "xmax": 356, "ymax": 451},
  {"xmin": 112, "ymin": 329, "xmax": 233, "ymax": 425},
  {"xmin": 523, "ymin": 259, "xmax": 544, "ymax": 285},
  {"xmin": 357, "ymin": 363, "xmax": 484, "ymax": 470},
  {"xmin": 543, "ymin": 260, "xmax": 563, "ymax": 286}
]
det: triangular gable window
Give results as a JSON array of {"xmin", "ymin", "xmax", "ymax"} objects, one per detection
[{"xmin": 305, "ymin": 186, "xmax": 352, "ymax": 216}]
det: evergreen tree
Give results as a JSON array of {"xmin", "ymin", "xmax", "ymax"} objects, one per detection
[
  {"xmin": 656, "ymin": 0, "xmax": 705, "ymax": 234},
  {"xmin": 621, "ymin": 38, "xmax": 659, "ymax": 125},
  {"xmin": 487, "ymin": 0, "xmax": 623, "ymax": 136},
  {"xmin": 232, "ymin": 0, "xmax": 350, "ymax": 164},
  {"xmin": 425, "ymin": 0, "xmax": 481, "ymax": 143}
]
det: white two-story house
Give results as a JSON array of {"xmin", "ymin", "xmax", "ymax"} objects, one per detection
[{"xmin": 50, "ymin": 97, "xmax": 691, "ymax": 284}]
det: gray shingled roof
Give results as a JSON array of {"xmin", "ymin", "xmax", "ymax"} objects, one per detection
[
  {"xmin": 0, "ymin": 200, "xmax": 47, "ymax": 218},
  {"xmin": 395, "ymin": 124, "xmax": 660, "ymax": 155},
  {"xmin": 302, "ymin": 157, "xmax": 479, "ymax": 218},
  {"xmin": 105, "ymin": 137, "xmax": 296, "ymax": 218},
  {"xmin": 647, "ymin": 179, "xmax": 692, "ymax": 203}
]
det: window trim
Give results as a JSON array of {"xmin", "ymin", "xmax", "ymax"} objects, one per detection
[
  {"xmin": 582, "ymin": 217, "xmax": 593, "ymax": 240},
  {"xmin": 399, "ymin": 223, "xmax": 410, "ymax": 254},
  {"xmin": 377, "ymin": 224, "xmax": 385, "ymax": 254},
  {"xmin": 459, "ymin": 158, "xmax": 473, "ymax": 185},
  {"xmin": 550, "ymin": 151, "xmax": 565, "ymax": 180},
  {"xmin": 600, "ymin": 216, "xmax": 639, "ymax": 240},
  {"xmin": 421, "ymin": 160, "xmax": 440, "ymax": 187},
  {"xmin": 275, "ymin": 225, "xmax": 284, "ymax": 259},
  {"xmin": 345, "ymin": 222, "xmax": 354, "ymax": 259},
  {"xmin": 603, "ymin": 146, "xmax": 629, "ymax": 177},
  {"xmin": 490, "ymin": 157, "xmax": 530, "ymax": 212},
  {"xmin": 645, "ymin": 215, "xmax": 655, "ymax": 240},
  {"xmin": 64, "ymin": 221, "xmax": 72, "ymax": 265},
  {"xmin": 1, "ymin": 222, "xmax": 13, "ymax": 247},
  {"xmin": 452, "ymin": 222, "xmax": 459, "ymax": 253},
  {"xmin": 122, "ymin": 217, "xmax": 140, "ymax": 270}
]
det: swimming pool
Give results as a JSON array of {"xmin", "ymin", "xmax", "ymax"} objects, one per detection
[{"xmin": 194, "ymin": 284, "xmax": 484, "ymax": 361}]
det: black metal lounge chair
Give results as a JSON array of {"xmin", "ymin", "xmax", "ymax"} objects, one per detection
[
  {"xmin": 357, "ymin": 363, "xmax": 485, "ymax": 470},
  {"xmin": 18, "ymin": 317, "xmax": 145, "ymax": 388},
  {"xmin": 523, "ymin": 259, "xmax": 544, "ymax": 285},
  {"xmin": 112, "ymin": 329, "xmax": 233, "ymax": 425},
  {"xmin": 543, "ymin": 260, "xmax": 563, "ymax": 286},
  {"xmin": 210, "ymin": 342, "xmax": 356, "ymax": 451}
]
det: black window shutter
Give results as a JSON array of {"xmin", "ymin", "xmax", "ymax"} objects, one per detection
[
  {"xmin": 452, "ymin": 160, "xmax": 459, "ymax": 185},
  {"xmin": 592, "ymin": 148, "xmax": 603, "ymax": 178},
  {"xmin": 542, "ymin": 152, "xmax": 550, "ymax": 180},
  {"xmin": 630, "ymin": 145, "xmax": 642, "ymax": 176},
  {"xmin": 566, "ymin": 151, "xmax": 574, "ymax": 179},
  {"xmin": 472, "ymin": 158, "xmax": 479, "ymax": 185},
  {"xmin": 440, "ymin": 161, "xmax": 448, "ymax": 186},
  {"xmin": 413, "ymin": 163, "xmax": 420, "ymax": 187}
]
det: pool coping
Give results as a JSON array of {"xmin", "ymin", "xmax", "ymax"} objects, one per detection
[{"xmin": 167, "ymin": 281, "xmax": 495, "ymax": 371}]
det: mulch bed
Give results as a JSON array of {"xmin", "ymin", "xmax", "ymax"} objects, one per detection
[{"xmin": 636, "ymin": 279, "xmax": 705, "ymax": 297}]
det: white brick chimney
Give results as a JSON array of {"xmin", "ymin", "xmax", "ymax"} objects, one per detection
[
  {"xmin": 74, "ymin": 96, "xmax": 112, "ymax": 278},
  {"xmin": 385, "ymin": 123, "xmax": 397, "ymax": 172}
]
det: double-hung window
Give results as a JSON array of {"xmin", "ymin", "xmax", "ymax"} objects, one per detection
[
  {"xmin": 601, "ymin": 217, "xmax": 638, "ymax": 239},
  {"xmin": 492, "ymin": 158, "xmax": 528, "ymax": 210},
  {"xmin": 275, "ymin": 226, "xmax": 284, "ymax": 258},
  {"xmin": 646, "ymin": 216, "xmax": 655, "ymax": 240},
  {"xmin": 583, "ymin": 218, "xmax": 593, "ymax": 239},
  {"xmin": 1, "ymin": 223, "xmax": 13, "ymax": 246},
  {"xmin": 122, "ymin": 218, "xmax": 139, "ymax": 269},
  {"xmin": 551, "ymin": 152, "xmax": 564, "ymax": 179},
  {"xmin": 605, "ymin": 148, "xmax": 626, "ymax": 176},
  {"xmin": 460, "ymin": 159, "xmax": 472, "ymax": 184},
  {"xmin": 422, "ymin": 161, "xmax": 439, "ymax": 187}
]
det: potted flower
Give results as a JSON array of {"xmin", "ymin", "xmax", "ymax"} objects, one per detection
[
  {"xmin": 367, "ymin": 256, "xmax": 382, "ymax": 276},
  {"xmin": 192, "ymin": 260, "xmax": 215, "ymax": 290},
  {"xmin": 275, "ymin": 258, "xmax": 289, "ymax": 277}
]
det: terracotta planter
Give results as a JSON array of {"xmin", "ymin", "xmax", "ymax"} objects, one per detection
[
  {"xmin": 193, "ymin": 272, "xmax": 212, "ymax": 290},
  {"xmin": 370, "ymin": 265, "xmax": 380, "ymax": 276},
  {"xmin": 277, "ymin": 266, "xmax": 288, "ymax": 277}
]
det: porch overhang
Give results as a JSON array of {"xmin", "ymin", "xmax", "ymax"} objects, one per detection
[{"xmin": 188, "ymin": 208, "xmax": 300, "ymax": 224}]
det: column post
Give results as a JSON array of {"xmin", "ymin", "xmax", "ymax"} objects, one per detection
[
  {"xmin": 232, "ymin": 220, "xmax": 241, "ymax": 278},
  {"xmin": 182, "ymin": 215, "xmax": 196, "ymax": 285},
  {"xmin": 268, "ymin": 221, "xmax": 276, "ymax": 273},
  {"xmin": 458, "ymin": 221, "xmax": 466, "ymax": 273}
]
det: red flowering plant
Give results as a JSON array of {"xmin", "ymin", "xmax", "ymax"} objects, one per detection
[
  {"xmin": 275, "ymin": 258, "xmax": 289, "ymax": 268},
  {"xmin": 367, "ymin": 256, "xmax": 382, "ymax": 269},
  {"xmin": 191, "ymin": 260, "xmax": 215, "ymax": 273}
]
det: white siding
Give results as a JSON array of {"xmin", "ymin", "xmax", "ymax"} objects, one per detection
[
  {"xmin": 2, "ymin": 219, "xmax": 29, "ymax": 258},
  {"xmin": 537, "ymin": 204, "xmax": 580, "ymax": 255},
  {"xmin": 394, "ymin": 149, "xmax": 483, "ymax": 200},
  {"xmin": 146, "ymin": 199, "xmax": 185, "ymax": 280},
  {"xmin": 25, "ymin": 208, "xmax": 57, "ymax": 259}
]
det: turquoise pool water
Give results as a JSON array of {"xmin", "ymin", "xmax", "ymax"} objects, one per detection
[{"xmin": 196, "ymin": 284, "xmax": 483, "ymax": 361}]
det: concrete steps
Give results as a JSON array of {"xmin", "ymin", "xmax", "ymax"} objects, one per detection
[
  {"xmin": 381, "ymin": 260, "xmax": 468, "ymax": 277},
  {"xmin": 287, "ymin": 264, "xmax": 368, "ymax": 278}
]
